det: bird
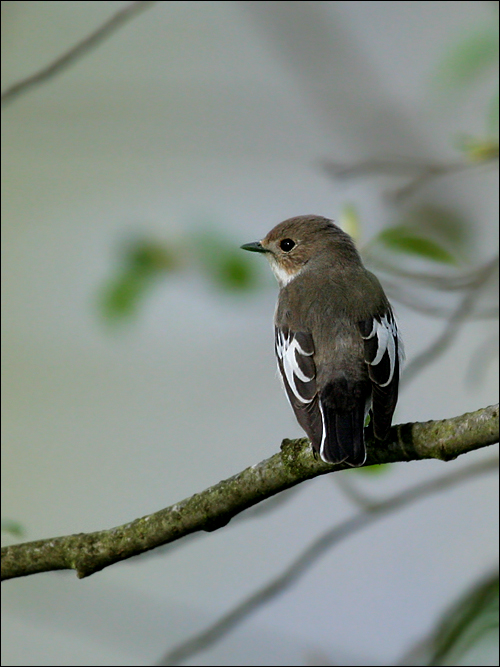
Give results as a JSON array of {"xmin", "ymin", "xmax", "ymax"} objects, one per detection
[{"xmin": 241, "ymin": 215, "xmax": 404, "ymax": 466}]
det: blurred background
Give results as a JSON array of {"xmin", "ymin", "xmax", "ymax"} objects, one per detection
[{"xmin": 1, "ymin": 1, "xmax": 498, "ymax": 665}]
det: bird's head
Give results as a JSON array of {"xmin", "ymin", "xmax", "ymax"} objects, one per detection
[{"xmin": 241, "ymin": 215, "xmax": 359, "ymax": 287}]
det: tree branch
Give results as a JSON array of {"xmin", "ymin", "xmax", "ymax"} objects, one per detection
[
  {"xmin": 1, "ymin": 404, "xmax": 498, "ymax": 582},
  {"xmin": 1, "ymin": 1, "xmax": 157, "ymax": 107},
  {"xmin": 157, "ymin": 456, "xmax": 498, "ymax": 666}
]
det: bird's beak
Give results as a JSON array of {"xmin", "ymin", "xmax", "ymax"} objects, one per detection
[{"xmin": 240, "ymin": 241, "xmax": 268, "ymax": 253}]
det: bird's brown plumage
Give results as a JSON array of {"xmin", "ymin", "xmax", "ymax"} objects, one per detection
[{"xmin": 242, "ymin": 215, "xmax": 404, "ymax": 465}]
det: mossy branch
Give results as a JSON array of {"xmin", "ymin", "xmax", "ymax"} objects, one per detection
[{"xmin": 2, "ymin": 404, "xmax": 498, "ymax": 582}]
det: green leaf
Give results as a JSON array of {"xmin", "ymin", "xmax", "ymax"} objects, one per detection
[
  {"xmin": 352, "ymin": 463, "xmax": 390, "ymax": 476},
  {"xmin": 399, "ymin": 206, "xmax": 469, "ymax": 249},
  {"xmin": 191, "ymin": 227, "xmax": 260, "ymax": 291},
  {"xmin": 377, "ymin": 226, "xmax": 457, "ymax": 264},
  {"xmin": 125, "ymin": 240, "xmax": 177, "ymax": 274},
  {"xmin": 428, "ymin": 572, "xmax": 499, "ymax": 666},
  {"xmin": 436, "ymin": 26, "xmax": 499, "ymax": 90},
  {"xmin": 339, "ymin": 204, "xmax": 362, "ymax": 244},
  {"xmin": 456, "ymin": 134, "xmax": 500, "ymax": 162},
  {"xmin": 99, "ymin": 271, "xmax": 153, "ymax": 321},
  {"xmin": 216, "ymin": 253, "xmax": 257, "ymax": 290},
  {"xmin": 1, "ymin": 519, "xmax": 25, "ymax": 537},
  {"xmin": 98, "ymin": 238, "xmax": 178, "ymax": 322}
]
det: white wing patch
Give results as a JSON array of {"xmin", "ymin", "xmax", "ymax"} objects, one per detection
[
  {"xmin": 361, "ymin": 312, "xmax": 404, "ymax": 387},
  {"xmin": 318, "ymin": 400, "xmax": 328, "ymax": 461},
  {"xmin": 275, "ymin": 330, "xmax": 314, "ymax": 404}
]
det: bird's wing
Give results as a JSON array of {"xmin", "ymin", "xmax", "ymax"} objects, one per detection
[
  {"xmin": 359, "ymin": 310, "xmax": 404, "ymax": 440},
  {"xmin": 275, "ymin": 326, "xmax": 367, "ymax": 466},
  {"xmin": 275, "ymin": 327, "xmax": 316, "ymax": 405},
  {"xmin": 274, "ymin": 327, "xmax": 323, "ymax": 446}
]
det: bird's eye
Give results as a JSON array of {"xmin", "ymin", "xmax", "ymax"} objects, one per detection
[{"xmin": 279, "ymin": 238, "xmax": 295, "ymax": 252}]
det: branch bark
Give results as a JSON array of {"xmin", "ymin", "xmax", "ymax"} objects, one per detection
[
  {"xmin": 157, "ymin": 456, "xmax": 498, "ymax": 666},
  {"xmin": 2, "ymin": 404, "xmax": 498, "ymax": 582}
]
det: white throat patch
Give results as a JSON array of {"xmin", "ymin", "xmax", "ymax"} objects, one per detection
[{"xmin": 267, "ymin": 257, "xmax": 301, "ymax": 287}]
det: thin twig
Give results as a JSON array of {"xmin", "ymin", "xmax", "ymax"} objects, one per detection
[
  {"xmin": 465, "ymin": 333, "xmax": 500, "ymax": 386},
  {"xmin": 321, "ymin": 155, "xmax": 498, "ymax": 202},
  {"xmin": 1, "ymin": 1, "xmax": 157, "ymax": 107},
  {"xmin": 389, "ymin": 162, "xmax": 486, "ymax": 203},
  {"xmin": 321, "ymin": 158, "xmax": 462, "ymax": 179},
  {"xmin": 401, "ymin": 291, "xmax": 479, "ymax": 388},
  {"xmin": 333, "ymin": 472, "xmax": 381, "ymax": 510},
  {"xmin": 383, "ymin": 282, "xmax": 498, "ymax": 320},
  {"xmin": 368, "ymin": 255, "xmax": 499, "ymax": 293},
  {"xmin": 400, "ymin": 258, "xmax": 499, "ymax": 387},
  {"xmin": 157, "ymin": 457, "xmax": 498, "ymax": 666}
]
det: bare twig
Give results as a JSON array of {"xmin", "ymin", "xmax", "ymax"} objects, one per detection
[
  {"xmin": 1, "ymin": 405, "xmax": 498, "ymax": 582},
  {"xmin": 321, "ymin": 154, "xmax": 498, "ymax": 202},
  {"xmin": 465, "ymin": 333, "xmax": 500, "ymax": 386},
  {"xmin": 389, "ymin": 162, "xmax": 494, "ymax": 203},
  {"xmin": 369, "ymin": 255, "xmax": 499, "ymax": 293},
  {"xmin": 400, "ymin": 257, "xmax": 499, "ymax": 387},
  {"xmin": 401, "ymin": 291, "xmax": 480, "ymax": 387},
  {"xmin": 1, "ymin": 1, "xmax": 157, "ymax": 107},
  {"xmin": 332, "ymin": 472, "xmax": 381, "ymax": 510},
  {"xmin": 157, "ymin": 457, "xmax": 498, "ymax": 666},
  {"xmin": 322, "ymin": 157, "xmax": 463, "ymax": 178},
  {"xmin": 383, "ymin": 281, "xmax": 498, "ymax": 320}
]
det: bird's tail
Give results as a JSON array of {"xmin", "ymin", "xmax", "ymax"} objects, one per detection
[{"xmin": 318, "ymin": 379, "xmax": 368, "ymax": 466}]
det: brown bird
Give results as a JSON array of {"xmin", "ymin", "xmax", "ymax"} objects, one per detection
[{"xmin": 242, "ymin": 215, "xmax": 404, "ymax": 465}]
